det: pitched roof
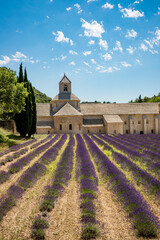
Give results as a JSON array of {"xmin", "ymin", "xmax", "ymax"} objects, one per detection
[
  {"xmin": 80, "ymin": 103, "xmax": 159, "ymax": 115},
  {"xmin": 59, "ymin": 74, "xmax": 71, "ymax": 84},
  {"xmin": 54, "ymin": 103, "xmax": 82, "ymax": 116},
  {"xmin": 36, "ymin": 103, "xmax": 51, "ymax": 116},
  {"xmin": 52, "ymin": 93, "xmax": 80, "ymax": 101},
  {"xmin": 103, "ymin": 115, "xmax": 123, "ymax": 123}
]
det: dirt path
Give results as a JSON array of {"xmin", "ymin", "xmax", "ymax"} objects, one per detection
[
  {"xmin": 96, "ymin": 184, "xmax": 139, "ymax": 240},
  {"xmin": 45, "ymin": 180, "xmax": 81, "ymax": 240}
]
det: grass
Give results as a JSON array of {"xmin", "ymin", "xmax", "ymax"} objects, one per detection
[{"xmin": 0, "ymin": 128, "xmax": 48, "ymax": 151}]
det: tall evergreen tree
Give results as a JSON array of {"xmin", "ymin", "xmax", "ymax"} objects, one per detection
[
  {"xmin": 15, "ymin": 64, "xmax": 36, "ymax": 137},
  {"xmin": 15, "ymin": 64, "xmax": 29, "ymax": 137},
  {"xmin": 28, "ymin": 83, "xmax": 37, "ymax": 137}
]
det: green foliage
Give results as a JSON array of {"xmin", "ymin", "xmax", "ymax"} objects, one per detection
[
  {"xmin": 33, "ymin": 87, "xmax": 51, "ymax": 103},
  {"xmin": 31, "ymin": 216, "xmax": 49, "ymax": 240},
  {"xmin": 130, "ymin": 93, "xmax": 160, "ymax": 103},
  {"xmin": 81, "ymin": 224, "xmax": 99, "ymax": 240},
  {"xmin": 0, "ymin": 67, "xmax": 28, "ymax": 119}
]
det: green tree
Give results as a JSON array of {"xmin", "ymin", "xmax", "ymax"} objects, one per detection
[{"xmin": 0, "ymin": 67, "xmax": 28, "ymax": 119}]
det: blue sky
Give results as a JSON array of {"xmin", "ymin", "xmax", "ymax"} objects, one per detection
[{"xmin": 0, "ymin": 0, "xmax": 160, "ymax": 102}]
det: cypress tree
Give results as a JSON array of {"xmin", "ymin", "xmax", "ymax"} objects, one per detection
[
  {"xmin": 28, "ymin": 83, "xmax": 37, "ymax": 137},
  {"xmin": 15, "ymin": 64, "xmax": 29, "ymax": 137},
  {"xmin": 15, "ymin": 64, "xmax": 36, "ymax": 137}
]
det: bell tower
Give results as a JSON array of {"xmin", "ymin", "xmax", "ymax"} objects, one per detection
[{"xmin": 59, "ymin": 74, "xmax": 71, "ymax": 94}]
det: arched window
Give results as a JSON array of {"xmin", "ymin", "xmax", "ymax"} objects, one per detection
[
  {"xmin": 64, "ymin": 84, "xmax": 68, "ymax": 92},
  {"xmin": 69, "ymin": 124, "xmax": 72, "ymax": 130},
  {"xmin": 60, "ymin": 124, "xmax": 62, "ymax": 130}
]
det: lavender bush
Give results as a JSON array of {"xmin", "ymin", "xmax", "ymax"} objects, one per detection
[{"xmin": 76, "ymin": 134, "xmax": 99, "ymax": 239}]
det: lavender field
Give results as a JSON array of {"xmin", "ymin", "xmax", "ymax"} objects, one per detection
[{"xmin": 0, "ymin": 134, "xmax": 160, "ymax": 240}]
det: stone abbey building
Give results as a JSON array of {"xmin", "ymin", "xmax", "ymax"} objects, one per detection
[{"xmin": 36, "ymin": 75, "xmax": 160, "ymax": 134}]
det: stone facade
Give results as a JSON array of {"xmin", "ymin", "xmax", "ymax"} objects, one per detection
[{"xmin": 36, "ymin": 75, "xmax": 160, "ymax": 134}]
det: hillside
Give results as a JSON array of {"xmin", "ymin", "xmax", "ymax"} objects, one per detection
[{"xmin": 33, "ymin": 87, "xmax": 52, "ymax": 103}]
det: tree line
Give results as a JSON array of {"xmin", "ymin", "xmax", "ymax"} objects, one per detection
[{"xmin": 0, "ymin": 64, "xmax": 36, "ymax": 137}]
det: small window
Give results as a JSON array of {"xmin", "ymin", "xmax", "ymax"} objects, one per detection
[
  {"xmin": 114, "ymin": 130, "xmax": 116, "ymax": 134},
  {"xmin": 88, "ymin": 130, "xmax": 90, "ymax": 133},
  {"xmin": 126, "ymin": 130, "xmax": 129, "ymax": 134},
  {"xmin": 69, "ymin": 124, "xmax": 72, "ymax": 130},
  {"xmin": 48, "ymin": 131, "xmax": 50, "ymax": 134},
  {"xmin": 124, "ymin": 121, "xmax": 127, "ymax": 125},
  {"xmin": 151, "ymin": 129, "xmax": 154, "ymax": 134},
  {"xmin": 60, "ymin": 124, "xmax": 62, "ymax": 130},
  {"xmin": 79, "ymin": 124, "xmax": 81, "ymax": 131},
  {"xmin": 64, "ymin": 84, "xmax": 68, "ymax": 92},
  {"xmin": 99, "ymin": 129, "xmax": 101, "ymax": 133},
  {"xmin": 132, "ymin": 121, "xmax": 134, "ymax": 124},
  {"xmin": 146, "ymin": 120, "xmax": 149, "ymax": 124},
  {"xmin": 138, "ymin": 121, "xmax": 141, "ymax": 124},
  {"xmin": 134, "ymin": 130, "xmax": 136, "ymax": 134},
  {"xmin": 140, "ymin": 131, "xmax": 143, "ymax": 134}
]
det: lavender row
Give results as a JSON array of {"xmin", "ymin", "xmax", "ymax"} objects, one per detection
[
  {"xmin": 84, "ymin": 134, "xmax": 159, "ymax": 237},
  {"xmin": 30, "ymin": 135, "xmax": 53, "ymax": 149},
  {"xmin": 98, "ymin": 134, "xmax": 143, "ymax": 160},
  {"xmin": 0, "ymin": 134, "xmax": 67, "ymax": 222},
  {"xmin": 31, "ymin": 135, "xmax": 74, "ymax": 239},
  {"xmin": 90, "ymin": 135, "xmax": 113, "ymax": 152},
  {"xmin": 0, "ymin": 135, "xmax": 59, "ymax": 186},
  {"xmin": 0, "ymin": 147, "xmax": 28, "ymax": 167},
  {"xmin": 76, "ymin": 134, "xmax": 99, "ymax": 240},
  {"xmin": 0, "ymin": 138, "xmax": 37, "ymax": 158},
  {"xmin": 104, "ymin": 135, "xmax": 160, "ymax": 171},
  {"xmin": 8, "ymin": 135, "xmax": 60, "ymax": 174},
  {"xmin": 112, "ymin": 151, "xmax": 160, "ymax": 199},
  {"xmin": 118, "ymin": 134, "xmax": 160, "ymax": 153}
]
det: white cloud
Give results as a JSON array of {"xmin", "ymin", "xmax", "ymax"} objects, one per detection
[
  {"xmin": 69, "ymin": 50, "xmax": 78, "ymax": 55},
  {"xmin": 127, "ymin": 46, "xmax": 136, "ymax": 54},
  {"xmin": 113, "ymin": 41, "xmax": 123, "ymax": 52},
  {"xmin": 125, "ymin": 29, "xmax": 137, "ymax": 38},
  {"xmin": 83, "ymin": 51, "xmax": 92, "ymax": 56},
  {"xmin": 53, "ymin": 55, "xmax": 67, "ymax": 61},
  {"xmin": 99, "ymin": 66, "xmax": 120, "ymax": 73},
  {"xmin": 50, "ymin": 0, "xmax": 53, "ymax": 2},
  {"xmin": 140, "ymin": 43, "xmax": 148, "ymax": 51},
  {"xmin": 153, "ymin": 28, "xmax": 160, "ymax": 45},
  {"xmin": 99, "ymin": 39, "xmax": 108, "ymax": 50},
  {"xmin": 70, "ymin": 61, "xmax": 76, "ymax": 66},
  {"xmin": 114, "ymin": 26, "xmax": 121, "ymax": 31},
  {"xmin": 158, "ymin": 7, "xmax": 160, "ymax": 15},
  {"xmin": 74, "ymin": 3, "xmax": 83, "ymax": 14},
  {"xmin": 91, "ymin": 59, "xmax": 96, "ymax": 64},
  {"xmin": 46, "ymin": 16, "xmax": 50, "ymax": 19},
  {"xmin": 88, "ymin": 40, "xmax": 95, "ymax": 45},
  {"xmin": 66, "ymin": 7, "xmax": 72, "ymax": 11},
  {"xmin": 101, "ymin": 53, "xmax": 112, "ymax": 61},
  {"xmin": 87, "ymin": 0, "xmax": 98, "ymax": 3},
  {"xmin": 118, "ymin": 4, "xmax": 123, "ymax": 9},
  {"xmin": 119, "ymin": 5, "xmax": 144, "ymax": 18},
  {"xmin": 0, "ymin": 56, "xmax": 11, "ymax": 66},
  {"xmin": 12, "ymin": 51, "xmax": 27, "ymax": 59},
  {"xmin": 52, "ymin": 31, "xmax": 73, "ymax": 45},
  {"xmin": 81, "ymin": 18, "xmax": 105, "ymax": 38},
  {"xmin": 102, "ymin": 2, "xmax": 114, "ymax": 9},
  {"xmin": 136, "ymin": 59, "xmax": 141, "ymax": 64},
  {"xmin": 144, "ymin": 39, "xmax": 153, "ymax": 48},
  {"xmin": 149, "ymin": 49, "xmax": 158, "ymax": 54},
  {"xmin": 83, "ymin": 61, "xmax": 91, "ymax": 67},
  {"xmin": 121, "ymin": 61, "xmax": 132, "ymax": 67}
]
